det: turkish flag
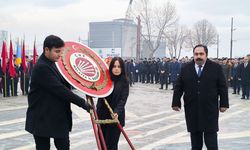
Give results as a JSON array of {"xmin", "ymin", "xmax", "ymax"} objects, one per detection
[
  {"xmin": 1, "ymin": 41, "xmax": 7, "ymax": 74},
  {"xmin": 21, "ymin": 40, "xmax": 26, "ymax": 73},
  {"xmin": 32, "ymin": 39, "xmax": 37, "ymax": 65},
  {"xmin": 9, "ymin": 39, "xmax": 16, "ymax": 78}
]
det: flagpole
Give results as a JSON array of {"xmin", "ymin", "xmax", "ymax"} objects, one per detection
[
  {"xmin": 12, "ymin": 78, "xmax": 14, "ymax": 96},
  {"xmin": 23, "ymin": 73, "xmax": 25, "ymax": 95},
  {"xmin": 4, "ymin": 74, "xmax": 6, "ymax": 97}
]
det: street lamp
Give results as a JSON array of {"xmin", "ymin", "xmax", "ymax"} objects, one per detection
[{"xmin": 230, "ymin": 17, "xmax": 236, "ymax": 58}]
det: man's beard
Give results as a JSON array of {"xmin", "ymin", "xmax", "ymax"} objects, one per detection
[{"xmin": 195, "ymin": 58, "xmax": 204, "ymax": 66}]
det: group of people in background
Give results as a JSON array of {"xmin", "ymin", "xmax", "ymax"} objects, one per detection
[
  {"xmin": 0, "ymin": 55, "xmax": 36, "ymax": 97},
  {"xmin": 0, "ymin": 36, "xmax": 249, "ymax": 150},
  {"xmin": 1, "ymin": 54, "xmax": 250, "ymax": 100},
  {"xmin": 124, "ymin": 54, "xmax": 250, "ymax": 100}
]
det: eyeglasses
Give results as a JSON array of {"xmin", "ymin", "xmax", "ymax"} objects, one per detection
[{"xmin": 194, "ymin": 53, "xmax": 205, "ymax": 56}]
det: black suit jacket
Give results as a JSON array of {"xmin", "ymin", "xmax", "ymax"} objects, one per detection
[
  {"xmin": 25, "ymin": 54, "xmax": 88, "ymax": 138},
  {"xmin": 172, "ymin": 59, "xmax": 229, "ymax": 132},
  {"xmin": 239, "ymin": 62, "xmax": 250, "ymax": 85}
]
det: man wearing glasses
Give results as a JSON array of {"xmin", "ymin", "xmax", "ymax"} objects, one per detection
[{"xmin": 172, "ymin": 44, "xmax": 229, "ymax": 150}]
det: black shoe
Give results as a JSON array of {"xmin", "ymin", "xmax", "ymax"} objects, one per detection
[
  {"xmin": 232, "ymin": 92, "xmax": 236, "ymax": 94},
  {"xmin": 159, "ymin": 88, "xmax": 163, "ymax": 89},
  {"xmin": 165, "ymin": 88, "xmax": 168, "ymax": 90},
  {"xmin": 241, "ymin": 97, "xmax": 245, "ymax": 99}
]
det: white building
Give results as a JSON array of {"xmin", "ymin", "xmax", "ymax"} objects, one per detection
[{"xmin": 89, "ymin": 18, "xmax": 137, "ymax": 58}]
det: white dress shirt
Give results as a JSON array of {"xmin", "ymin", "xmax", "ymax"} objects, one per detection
[{"xmin": 195, "ymin": 63, "xmax": 205, "ymax": 75}]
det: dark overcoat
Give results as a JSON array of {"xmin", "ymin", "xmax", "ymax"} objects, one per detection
[
  {"xmin": 239, "ymin": 62, "xmax": 250, "ymax": 86},
  {"xmin": 159, "ymin": 62, "xmax": 169, "ymax": 84},
  {"xmin": 172, "ymin": 59, "xmax": 229, "ymax": 132},
  {"xmin": 170, "ymin": 62, "xmax": 181, "ymax": 82},
  {"xmin": 25, "ymin": 54, "xmax": 88, "ymax": 138},
  {"xmin": 97, "ymin": 77, "xmax": 129, "ymax": 126}
]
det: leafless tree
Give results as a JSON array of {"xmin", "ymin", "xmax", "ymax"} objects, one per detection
[
  {"xmin": 187, "ymin": 19, "xmax": 217, "ymax": 48},
  {"xmin": 132, "ymin": 0, "xmax": 178, "ymax": 57},
  {"xmin": 164, "ymin": 25, "xmax": 188, "ymax": 59}
]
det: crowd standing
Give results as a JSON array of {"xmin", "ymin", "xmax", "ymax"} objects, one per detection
[
  {"xmin": 1, "ymin": 54, "xmax": 250, "ymax": 100},
  {"xmin": 0, "ymin": 55, "xmax": 35, "ymax": 97},
  {"xmin": 1, "ymin": 38, "xmax": 250, "ymax": 150},
  {"xmin": 124, "ymin": 54, "xmax": 250, "ymax": 100}
]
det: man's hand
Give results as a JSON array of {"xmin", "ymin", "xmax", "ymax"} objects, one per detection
[
  {"xmin": 220, "ymin": 107, "xmax": 228, "ymax": 113},
  {"xmin": 172, "ymin": 106, "xmax": 181, "ymax": 111}
]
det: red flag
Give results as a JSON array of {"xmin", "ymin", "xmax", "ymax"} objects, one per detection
[
  {"xmin": 9, "ymin": 39, "xmax": 16, "ymax": 78},
  {"xmin": 1, "ymin": 41, "xmax": 7, "ymax": 74},
  {"xmin": 33, "ymin": 39, "xmax": 37, "ymax": 65},
  {"xmin": 21, "ymin": 39, "xmax": 26, "ymax": 73}
]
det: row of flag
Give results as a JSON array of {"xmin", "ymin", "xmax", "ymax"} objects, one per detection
[{"xmin": 1, "ymin": 39, "xmax": 37, "ymax": 78}]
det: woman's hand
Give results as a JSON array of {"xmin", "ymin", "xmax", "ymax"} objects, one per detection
[{"xmin": 112, "ymin": 113, "xmax": 119, "ymax": 122}]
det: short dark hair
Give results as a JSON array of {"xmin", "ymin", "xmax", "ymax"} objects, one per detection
[
  {"xmin": 43, "ymin": 35, "xmax": 64, "ymax": 52},
  {"xmin": 193, "ymin": 44, "xmax": 208, "ymax": 55}
]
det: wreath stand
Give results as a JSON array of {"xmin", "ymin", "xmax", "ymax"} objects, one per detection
[{"xmin": 86, "ymin": 95, "xmax": 135, "ymax": 150}]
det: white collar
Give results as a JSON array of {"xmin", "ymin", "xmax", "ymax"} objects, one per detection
[{"xmin": 195, "ymin": 61, "xmax": 206, "ymax": 68}]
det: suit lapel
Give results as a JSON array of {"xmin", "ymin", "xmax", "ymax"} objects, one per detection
[
  {"xmin": 192, "ymin": 59, "xmax": 210, "ymax": 79},
  {"xmin": 199, "ymin": 60, "xmax": 210, "ymax": 79},
  {"xmin": 191, "ymin": 62, "xmax": 199, "ymax": 78}
]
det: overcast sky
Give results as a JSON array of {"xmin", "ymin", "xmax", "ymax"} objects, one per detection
[{"xmin": 0, "ymin": 0, "xmax": 250, "ymax": 58}]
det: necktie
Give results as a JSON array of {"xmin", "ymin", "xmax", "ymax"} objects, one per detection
[{"xmin": 197, "ymin": 66, "xmax": 202, "ymax": 77}]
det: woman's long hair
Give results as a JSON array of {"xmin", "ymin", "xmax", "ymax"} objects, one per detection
[{"xmin": 109, "ymin": 57, "xmax": 128, "ymax": 83}]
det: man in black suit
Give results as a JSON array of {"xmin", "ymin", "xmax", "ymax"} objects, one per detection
[
  {"xmin": 238, "ymin": 56, "xmax": 250, "ymax": 99},
  {"xmin": 159, "ymin": 57, "xmax": 169, "ymax": 90},
  {"xmin": 172, "ymin": 44, "xmax": 229, "ymax": 150},
  {"xmin": 25, "ymin": 35, "xmax": 92, "ymax": 150}
]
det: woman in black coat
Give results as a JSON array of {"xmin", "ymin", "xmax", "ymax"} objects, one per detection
[{"xmin": 97, "ymin": 57, "xmax": 129, "ymax": 150}]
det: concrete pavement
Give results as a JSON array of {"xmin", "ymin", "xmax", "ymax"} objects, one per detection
[{"xmin": 0, "ymin": 83, "xmax": 249, "ymax": 150}]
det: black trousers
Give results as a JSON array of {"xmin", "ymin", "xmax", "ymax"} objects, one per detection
[
  {"xmin": 141, "ymin": 73, "xmax": 146, "ymax": 83},
  {"xmin": 100, "ymin": 124, "xmax": 121, "ymax": 150},
  {"xmin": 242, "ymin": 85, "xmax": 250, "ymax": 99},
  {"xmin": 33, "ymin": 135, "xmax": 70, "ymax": 150},
  {"xmin": 21, "ymin": 76, "xmax": 30, "ymax": 95},
  {"xmin": 190, "ymin": 132, "xmax": 218, "ymax": 150},
  {"xmin": 134, "ymin": 73, "xmax": 139, "ymax": 82},
  {"xmin": 146, "ymin": 73, "xmax": 150, "ymax": 83},
  {"xmin": 232, "ymin": 78, "xmax": 240, "ymax": 94},
  {"xmin": 150, "ymin": 72, "xmax": 156, "ymax": 83},
  {"xmin": 10, "ymin": 78, "xmax": 18, "ymax": 96},
  {"xmin": 2, "ymin": 77, "xmax": 10, "ymax": 97}
]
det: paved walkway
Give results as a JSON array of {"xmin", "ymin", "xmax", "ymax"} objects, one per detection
[{"xmin": 0, "ymin": 83, "xmax": 249, "ymax": 150}]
